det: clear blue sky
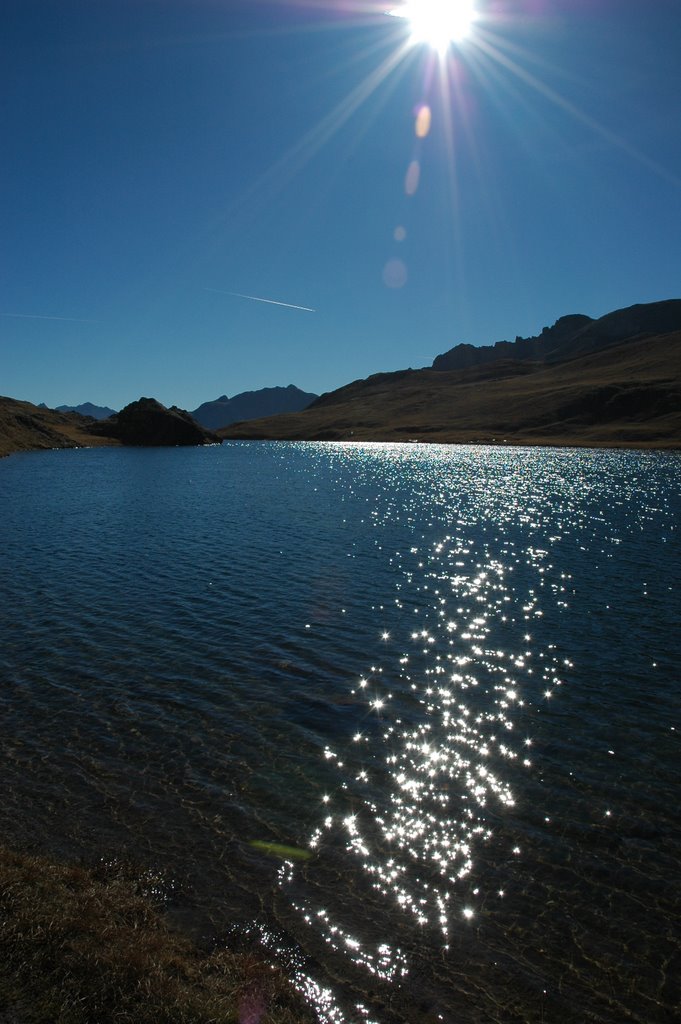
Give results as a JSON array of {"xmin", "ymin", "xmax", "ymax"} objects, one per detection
[{"xmin": 2, "ymin": 0, "xmax": 680, "ymax": 411}]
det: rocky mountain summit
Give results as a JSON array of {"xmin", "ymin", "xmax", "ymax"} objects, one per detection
[{"xmin": 431, "ymin": 299, "xmax": 681, "ymax": 372}]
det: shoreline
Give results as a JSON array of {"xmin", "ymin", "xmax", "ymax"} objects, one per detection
[
  {"xmin": 0, "ymin": 842, "xmax": 315, "ymax": 1024},
  {"xmin": 217, "ymin": 431, "xmax": 681, "ymax": 450},
  {"xmin": 2, "ymin": 436, "xmax": 679, "ymax": 460}
]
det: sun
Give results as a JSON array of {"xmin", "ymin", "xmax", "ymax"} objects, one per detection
[{"xmin": 388, "ymin": 0, "xmax": 477, "ymax": 53}]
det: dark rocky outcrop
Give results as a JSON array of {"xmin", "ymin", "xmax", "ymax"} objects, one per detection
[
  {"xmin": 93, "ymin": 398, "xmax": 221, "ymax": 447},
  {"xmin": 191, "ymin": 385, "xmax": 318, "ymax": 429}
]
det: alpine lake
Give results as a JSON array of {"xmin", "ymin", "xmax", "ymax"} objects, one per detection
[{"xmin": 0, "ymin": 441, "xmax": 679, "ymax": 1023}]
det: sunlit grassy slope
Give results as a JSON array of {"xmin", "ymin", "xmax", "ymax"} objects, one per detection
[{"xmin": 0, "ymin": 397, "xmax": 114, "ymax": 457}]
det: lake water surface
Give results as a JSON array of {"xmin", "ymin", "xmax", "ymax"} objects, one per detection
[{"xmin": 0, "ymin": 442, "xmax": 679, "ymax": 1023}]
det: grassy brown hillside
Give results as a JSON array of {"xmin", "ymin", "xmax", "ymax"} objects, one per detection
[
  {"xmin": 0, "ymin": 397, "xmax": 219, "ymax": 457},
  {"xmin": 0, "ymin": 396, "xmax": 116, "ymax": 458},
  {"xmin": 220, "ymin": 330, "xmax": 681, "ymax": 448}
]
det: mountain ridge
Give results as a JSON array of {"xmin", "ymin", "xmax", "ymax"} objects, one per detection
[
  {"xmin": 191, "ymin": 385, "xmax": 318, "ymax": 429},
  {"xmin": 39, "ymin": 385, "xmax": 320, "ymax": 432},
  {"xmin": 54, "ymin": 402, "xmax": 117, "ymax": 420},
  {"xmin": 431, "ymin": 299, "xmax": 681, "ymax": 372},
  {"xmin": 2, "ymin": 299, "xmax": 680, "ymax": 456},
  {"xmin": 219, "ymin": 299, "xmax": 681, "ymax": 447}
]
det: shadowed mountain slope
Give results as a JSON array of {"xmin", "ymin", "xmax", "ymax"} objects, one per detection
[
  {"xmin": 219, "ymin": 315, "xmax": 681, "ymax": 448},
  {"xmin": 191, "ymin": 385, "xmax": 318, "ymax": 429}
]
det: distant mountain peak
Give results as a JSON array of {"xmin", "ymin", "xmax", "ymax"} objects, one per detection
[
  {"xmin": 54, "ymin": 401, "xmax": 117, "ymax": 420},
  {"xmin": 191, "ymin": 384, "xmax": 319, "ymax": 430}
]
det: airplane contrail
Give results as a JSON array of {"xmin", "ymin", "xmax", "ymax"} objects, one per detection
[
  {"xmin": 205, "ymin": 287, "xmax": 316, "ymax": 313},
  {"xmin": 0, "ymin": 312, "xmax": 103, "ymax": 323}
]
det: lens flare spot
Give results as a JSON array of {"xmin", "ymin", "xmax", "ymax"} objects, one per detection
[
  {"xmin": 405, "ymin": 159, "xmax": 421, "ymax": 195},
  {"xmin": 415, "ymin": 104, "xmax": 432, "ymax": 138},
  {"xmin": 383, "ymin": 258, "xmax": 408, "ymax": 289}
]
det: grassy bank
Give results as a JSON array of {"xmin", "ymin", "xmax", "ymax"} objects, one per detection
[{"xmin": 0, "ymin": 845, "xmax": 315, "ymax": 1024}]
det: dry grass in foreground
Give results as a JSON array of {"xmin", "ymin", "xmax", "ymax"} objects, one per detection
[{"xmin": 0, "ymin": 845, "xmax": 315, "ymax": 1024}]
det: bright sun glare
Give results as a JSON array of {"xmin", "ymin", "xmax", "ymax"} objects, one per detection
[{"xmin": 389, "ymin": 0, "xmax": 477, "ymax": 52}]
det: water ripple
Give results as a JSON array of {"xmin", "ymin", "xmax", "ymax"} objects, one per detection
[{"xmin": 0, "ymin": 442, "xmax": 679, "ymax": 1023}]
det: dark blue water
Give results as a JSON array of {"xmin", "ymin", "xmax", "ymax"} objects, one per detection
[{"xmin": 0, "ymin": 442, "xmax": 679, "ymax": 1023}]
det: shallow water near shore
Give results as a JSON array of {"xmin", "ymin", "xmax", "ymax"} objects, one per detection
[{"xmin": 0, "ymin": 441, "xmax": 679, "ymax": 1022}]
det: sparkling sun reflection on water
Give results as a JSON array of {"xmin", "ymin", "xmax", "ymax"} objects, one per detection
[
  {"xmin": 263, "ymin": 442, "xmax": 679, "ymax": 1023},
  {"xmin": 0, "ymin": 442, "xmax": 679, "ymax": 1024},
  {"xmin": 290, "ymin": 520, "xmax": 570, "ymax": 1009}
]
